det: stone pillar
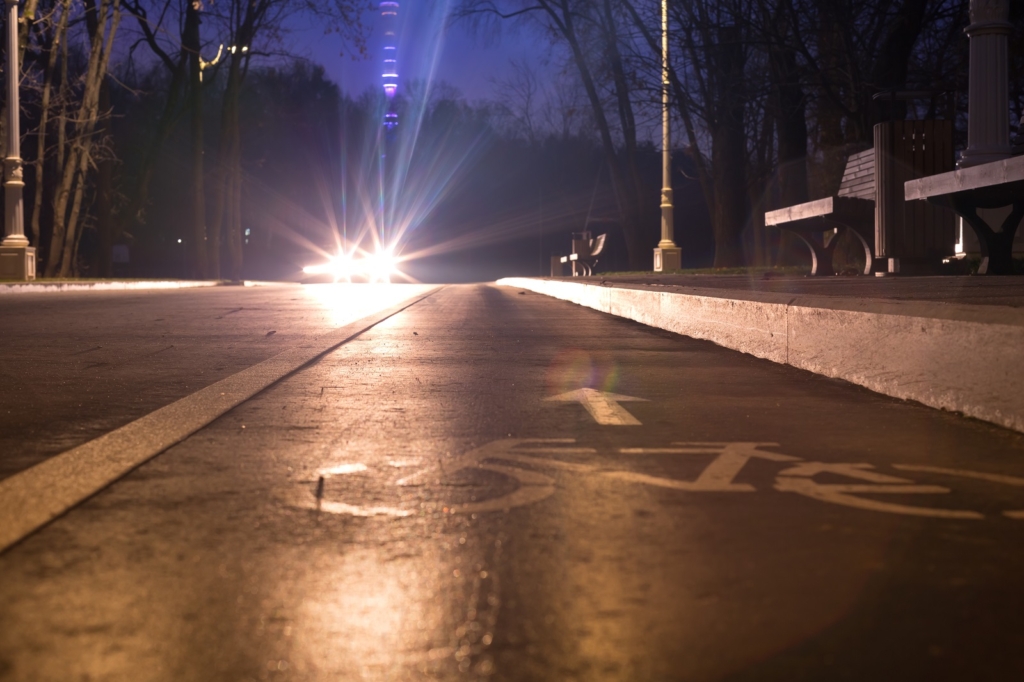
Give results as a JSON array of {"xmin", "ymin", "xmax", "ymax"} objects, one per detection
[
  {"xmin": 1, "ymin": 0, "xmax": 35, "ymax": 280},
  {"xmin": 958, "ymin": 0, "xmax": 1012, "ymax": 168}
]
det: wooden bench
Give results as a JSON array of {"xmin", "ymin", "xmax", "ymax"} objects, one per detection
[
  {"xmin": 559, "ymin": 232, "xmax": 606, "ymax": 277},
  {"xmin": 905, "ymin": 154, "xmax": 1024, "ymax": 275},
  {"xmin": 767, "ymin": 121, "xmax": 955, "ymax": 275},
  {"xmin": 765, "ymin": 149, "xmax": 876, "ymax": 276}
]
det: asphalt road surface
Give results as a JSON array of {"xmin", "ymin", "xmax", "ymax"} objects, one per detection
[{"xmin": 1, "ymin": 283, "xmax": 1023, "ymax": 681}]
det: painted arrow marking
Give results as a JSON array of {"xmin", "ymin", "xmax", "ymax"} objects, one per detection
[{"xmin": 544, "ymin": 388, "xmax": 648, "ymax": 426}]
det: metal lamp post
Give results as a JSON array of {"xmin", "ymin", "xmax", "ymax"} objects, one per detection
[
  {"xmin": 653, "ymin": 0, "xmax": 680, "ymax": 272},
  {"xmin": 1, "ymin": 0, "xmax": 35, "ymax": 280}
]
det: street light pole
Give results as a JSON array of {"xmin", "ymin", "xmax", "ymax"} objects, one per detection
[
  {"xmin": 653, "ymin": 0, "xmax": 680, "ymax": 273},
  {"xmin": 1, "ymin": 0, "xmax": 34, "ymax": 280}
]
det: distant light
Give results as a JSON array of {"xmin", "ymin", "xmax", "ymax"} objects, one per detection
[
  {"xmin": 303, "ymin": 248, "xmax": 402, "ymax": 283},
  {"xmin": 244, "ymin": 228, "xmax": 251, "ymax": 236},
  {"xmin": 177, "ymin": 239, "xmax": 182, "ymax": 244},
  {"xmin": 363, "ymin": 248, "xmax": 400, "ymax": 283},
  {"xmin": 303, "ymin": 253, "xmax": 355, "ymax": 281}
]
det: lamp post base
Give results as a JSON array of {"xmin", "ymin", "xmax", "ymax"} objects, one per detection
[
  {"xmin": 0, "ymin": 245, "xmax": 36, "ymax": 280},
  {"xmin": 653, "ymin": 246, "xmax": 681, "ymax": 272}
]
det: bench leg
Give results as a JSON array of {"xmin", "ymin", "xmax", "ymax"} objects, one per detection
[
  {"xmin": 839, "ymin": 224, "xmax": 875, "ymax": 276},
  {"xmin": 954, "ymin": 199, "xmax": 1024, "ymax": 275},
  {"xmin": 790, "ymin": 229, "xmax": 839, "ymax": 276}
]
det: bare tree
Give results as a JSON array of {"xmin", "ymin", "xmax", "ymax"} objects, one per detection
[
  {"xmin": 42, "ymin": 0, "xmax": 122, "ymax": 277},
  {"xmin": 492, "ymin": 58, "xmax": 541, "ymax": 141},
  {"xmin": 460, "ymin": 0, "xmax": 660, "ymax": 269}
]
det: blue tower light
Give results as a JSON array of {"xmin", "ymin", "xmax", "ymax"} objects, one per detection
[{"xmin": 380, "ymin": 1, "xmax": 399, "ymax": 129}]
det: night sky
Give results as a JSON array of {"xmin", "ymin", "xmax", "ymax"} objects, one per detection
[{"xmin": 290, "ymin": 2, "xmax": 555, "ymax": 103}]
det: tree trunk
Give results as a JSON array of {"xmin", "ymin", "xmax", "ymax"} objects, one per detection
[
  {"xmin": 31, "ymin": 0, "xmax": 70, "ymax": 249},
  {"xmin": 184, "ymin": 0, "xmax": 207, "ymax": 278},
  {"xmin": 868, "ymin": 0, "xmax": 929, "ymax": 127},
  {"xmin": 94, "ymin": 79, "xmax": 114, "ymax": 277},
  {"xmin": 208, "ymin": 53, "xmax": 244, "ymax": 279},
  {"xmin": 45, "ymin": 0, "xmax": 120, "ymax": 277},
  {"xmin": 710, "ymin": 25, "xmax": 748, "ymax": 267},
  {"xmin": 228, "ymin": 149, "xmax": 243, "ymax": 280},
  {"xmin": 771, "ymin": 40, "xmax": 808, "ymax": 266}
]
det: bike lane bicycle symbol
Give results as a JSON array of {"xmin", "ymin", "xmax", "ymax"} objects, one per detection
[{"xmin": 296, "ymin": 439, "xmax": 1024, "ymax": 521}]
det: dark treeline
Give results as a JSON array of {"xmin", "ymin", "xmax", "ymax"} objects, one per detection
[
  {"xmin": 2, "ymin": 0, "xmax": 704, "ymax": 281},
  {"xmin": 3, "ymin": 1, "xmax": 1022, "ymax": 278}
]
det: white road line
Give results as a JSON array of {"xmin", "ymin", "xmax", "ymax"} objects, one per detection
[
  {"xmin": 544, "ymin": 388, "xmax": 647, "ymax": 426},
  {"xmin": 0, "ymin": 286, "xmax": 439, "ymax": 554}
]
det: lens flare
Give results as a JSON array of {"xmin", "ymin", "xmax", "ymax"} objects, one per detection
[{"xmin": 545, "ymin": 349, "xmax": 621, "ymax": 396}]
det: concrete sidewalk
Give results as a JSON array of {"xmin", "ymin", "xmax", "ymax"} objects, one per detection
[{"xmin": 498, "ymin": 274, "xmax": 1024, "ymax": 434}]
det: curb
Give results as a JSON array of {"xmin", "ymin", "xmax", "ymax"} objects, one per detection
[
  {"xmin": 0, "ymin": 280, "xmax": 294, "ymax": 295},
  {"xmin": 498, "ymin": 277, "xmax": 1024, "ymax": 434}
]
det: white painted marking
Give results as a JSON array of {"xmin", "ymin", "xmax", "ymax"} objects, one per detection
[
  {"xmin": 397, "ymin": 439, "xmax": 594, "ymax": 514},
  {"xmin": 320, "ymin": 463, "xmax": 368, "ymax": 476},
  {"xmin": 451, "ymin": 463, "xmax": 556, "ymax": 514},
  {"xmin": 893, "ymin": 464, "xmax": 1024, "ymax": 521},
  {"xmin": 544, "ymin": 388, "xmax": 647, "ymax": 426},
  {"xmin": 294, "ymin": 440, "xmax": 1020, "ymax": 522},
  {"xmin": 778, "ymin": 462, "xmax": 914, "ymax": 484},
  {"xmin": 681, "ymin": 443, "xmax": 799, "ymax": 491},
  {"xmin": 317, "ymin": 501, "xmax": 413, "ymax": 517},
  {"xmin": 776, "ymin": 462, "xmax": 983, "ymax": 520},
  {"xmin": 0, "ymin": 286, "xmax": 439, "ymax": 554},
  {"xmin": 613, "ymin": 443, "xmax": 799, "ymax": 491},
  {"xmin": 892, "ymin": 464, "xmax": 1024, "ymax": 487},
  {"xmin": 395, "ymin": 439, "xmax": 593, "ymax": 487}
]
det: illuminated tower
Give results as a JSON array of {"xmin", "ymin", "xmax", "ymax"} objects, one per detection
[
  {"xmin": 378, "ymin": 1, "xmax": 399, "ymax": 244},
  {"xmin": 381, "ymin": 1, "xmax": 399, "ymax": 131}
]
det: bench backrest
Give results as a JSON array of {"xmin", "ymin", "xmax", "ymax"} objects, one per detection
[
  {"xmin": 570, "ymin": 232, "xmax": 607, "ymax": 258},
  {"xmin": 837, "ymin": 148, "xmax": 876, "ymax": 200}
]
